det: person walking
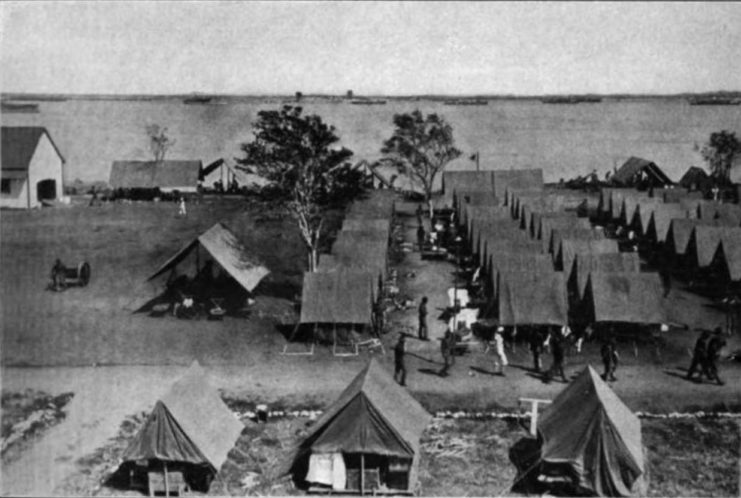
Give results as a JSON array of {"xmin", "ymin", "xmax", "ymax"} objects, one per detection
[
  {"xmin": 178, "ymin": 196, "xmax": 187, "ymax": 216},
  {"xmin": 601, "ymin": 337, "xmax": 619, "ymax": 381},
  {"xmin": 394, "ymin": 335, "xmax": 407, "ymax": 386},
  {"xmin": 686, "ymin": 329, "xmax": 710, "ymax": 381},
  {"xmin": 417, "ymin": 224, "xmax": 426, "ymax": 252},
  {"xmin": 705, "ymin": 328, "xmax": 727, "ymax": 386},
  {"xmin": 493, "ymin": 326, "xmax": 508, "ymax": 375},
  {"xmin": 440, "ymin": 330, "xmax": 453, "ymax": 376},
  {"xmin": 529, "ymin": 329, "xmax": 545, "ymax": 372},
  {"xmin": 545, "ymin": 329, "xmax": 567, "ymax": 383},
  {"xmin": 418, "ymin": 297, "xmax": 429, "ymax": 340}
]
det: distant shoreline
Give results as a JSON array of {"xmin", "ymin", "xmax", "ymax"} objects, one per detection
[{"xmin": 3, "ymin": 91, "xmax": 741, "ymax": 104}]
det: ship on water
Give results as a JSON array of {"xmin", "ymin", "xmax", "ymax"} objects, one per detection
[
  {"xmin": 350, "ymin": 98, "xmax": 387, "ymax": 105},
  {"xmin": 1, "ymin": 102, "xmax": 40, "ymax": 113},
  {"xmin": 183, "ymin": 93, "xmax": 213, "ymax": 104},
  {"xmin": 688, "ymin": 97, "xmax": 740, "ymax": 106},
  {"xmin": 443, "ymin": 98, "xmax": 488, "ymax": 105},
  {"xmin": 542, "ymin": 95, "xmax": 602, "ymax": 104}
]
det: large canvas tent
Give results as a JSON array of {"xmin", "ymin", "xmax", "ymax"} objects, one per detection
[
  {"xmin": 646, "ymin": 203, "xmax": 689, "ymax": 243},
  {"xmin": 665, "ymin": 219, "xmax": 720, "ymax": 256},
  {"xmin": 571, "ymin": 252, "xmax": 641, "ymax": 299},
  {"xmin": 497, "ymin": 271, "xmax": 567, "ymax": 326},
  {"xmin": 554, "ymin": 238, "xmax": 619, "ymax": 274},
  {"xmin": 549, "ymin": 227, "xmax": 605, "ymax": 255},
  {"xmin": 536, "ymin": 215, "xmax": 591, "ymax": 250},
  {"xmin": 489, "ymin": 254, "xmax": 554, "ymax": 298},
  {"xmin": 584, "ymin": 272, "xmax": 666, "ymax": 325},
  {"xmin": 618, "ymin": 190, "xmax": 650, "ymax": 227},
  {"xmin": 687, "ymin": 226, "xmax": 741, "ymax": 268},
  {"xmin": 611, "ymin": 156, "xmax": 672, "ymax": 188},
  {"xmin": 299, "ymin": 270, "xmax": 376, "ymax": 326},
  {"xmin": 536, "ymin": 366, "xmax": 646, "ymax": 497},
  {"xmin": 147, "ymin": 222, "xmax": 270, "ymax": 293},
  {"xmin": 110, "ymin": 160, "xmax": 203, "ymax": 192},
  {"xmin": 121, "ymin": 361, "xmax": 243, "ymax": 492},
  {"xmin": 442, "ymin": 170, "xmax": 494, "ymax": 206},
  {"xmin": 492, "ymin": 168, "xmax": 544, "ymax": 199},
  {"xmin": 284, "ymin": 359, "xmax": 431, "ymax": 494},
  {"xmin": 634, "ymin": 198, "xmax": 665, "ymax": 235},
  {"xmin": 710, "ymin": 230, "xmax": 741, "ymax": 283}
]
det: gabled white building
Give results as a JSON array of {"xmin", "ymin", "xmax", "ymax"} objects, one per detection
[{"xmin": 1, "ymin": 127, "xmax": 65, "ymax": 209}]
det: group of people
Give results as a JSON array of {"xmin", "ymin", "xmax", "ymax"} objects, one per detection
[{"xmin": 687, "ymin": 327, "xmax": 727, "ymax": 385}]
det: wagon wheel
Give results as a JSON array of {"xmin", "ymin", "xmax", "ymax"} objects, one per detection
[{"xmin": 78, "ymin": 261, "xmax": 91, "ymax": 287}]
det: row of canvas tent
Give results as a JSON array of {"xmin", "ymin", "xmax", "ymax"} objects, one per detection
[
  {"xmin": 297, "ymin": 191, "xmax": 396, "ymax": 348},
  {"xmin": 444, "ymin": 169, "xmax": 667, "ymax": 330},
  {"xmin": 599, "ymin": 187, "xmax": 741, "ymax": 285},
  {"xmin": 118, "ymin": 359, "xmax": 647, "ymax": 497}
]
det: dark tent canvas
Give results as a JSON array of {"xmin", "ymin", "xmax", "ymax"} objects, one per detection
[
  {"xmin": 300, "ymin": 270, "xmax": 375, "ymax": 325},
  {"xmin": 647, "ymin": 203, "xmax": 689, "ymax": 243},
  {"xmin": 147, "ymin": 222, "xmax": 269, "ymax": 292},
  {"xmin": 492, "ymin": 168, "xmax": 544, "ymax": 199},
  {"xmin": 555, "ymin": 238, "xmax": 619, "ymax": 274},
  {"xmin": 611, "ymin": 157, "xmax": 672, "ymax": 187},
  {"xmin": 679, "ymin": 166, "xmax": 711, "ymax": 191},
  {"xmin": 284, "ymin": 359, "xmax": 431, "ymax": 493},
  {"xmin": 442, "ymin": 171, "xmax": 494, "ymax": 206},
  {"xmin": 497, "ymin": 271, "xmax": 567, "ymax": 326},
  {"xmin": 688, "ymin": 226, "xmax": 741, "ymax": 268},
  {"xmin": 122, "ymin": 361, "xmax": 243, "ymax": 475},
  {"xmin": 549, "ymin": 227, "xmax": 605, "ymax": 255},
  {"xmin": 584, "ymin": 272, "xmax": 666, "ymax": 324},
  {"xmin": 572, "ymin": 252, "xmax": 641, "ymax": 299},
  {"xmin": 538, "ymin": 366, "xmax": 646, "ymax": 497}
]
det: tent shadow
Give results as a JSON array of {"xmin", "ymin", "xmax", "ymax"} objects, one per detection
[
  {"xmin": 664, "ymin": 369, "xmax": 697, "ymax": 383},
  {"xmin": 418, "ymin": 367, "xmax": 445, "ymax": 377},
  {"xmin": 406, "ymin": 352, "xmax": 441, "ymax": 365},
  {"xmin": 469, "ymin": 366, "xmax": 502, "ymax": 377}
]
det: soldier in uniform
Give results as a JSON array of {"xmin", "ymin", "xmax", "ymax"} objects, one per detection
[
  {"xmin": 705, "ymin": 328, "xmax": 727, "ymax": 386},
  {"xmin": 686, "ymin": 329, "xmax": 710, "ymax": 381},
  {"xmin": 394, "ymin": 335, "xmax": 407, "ymax": 386}
]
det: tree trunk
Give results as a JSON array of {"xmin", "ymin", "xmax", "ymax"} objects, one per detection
[
  {"xmin": 307, "ymin": 246, "xmax": 318, "ymax": 272},
  {"xmin": 426, "ymin": 191, "xmax": 434, "ymax": 220}
]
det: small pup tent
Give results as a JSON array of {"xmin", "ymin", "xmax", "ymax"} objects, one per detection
[
  {"xmin": 536, "ymin": 366, "xmax": 647, "ymax": 496},
  {"xmin": 284, "ymin": 358, "xmax": 431, "ymax": 495},
  {"xmin": 121, "ymin": 361, "xmax": 243, "ymax": 493}
]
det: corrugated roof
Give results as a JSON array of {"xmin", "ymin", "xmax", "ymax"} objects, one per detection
[
  {"xmin": 585, "ymin": 272, "xmax": 666, "ymax": 324},
  {"xmin": 1, "ymin": 126, "xmax": 65, "ymax": 171},
  {"xmin": 110, "ymin": 160, "xmax": 202, "ymax": 189},
  {"xmin": 147, "ymin": 223, "xmax": 269, "ymax": 292},
  {"xmin": 497, "ymin": 271, "xmax": 567, "ymax": 326},
  {"xmin": 539, "ymin": 366, "xmax": 644, "ymax": 497}
]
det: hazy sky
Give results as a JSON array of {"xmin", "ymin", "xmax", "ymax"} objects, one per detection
[{"xmin": 1, "ymin": 1, "xmax": 740, "ymax": 95}]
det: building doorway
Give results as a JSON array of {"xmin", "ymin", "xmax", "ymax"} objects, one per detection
[{"xmin": 37, "ymin": 179, "xmax": 57, "ymax": 200}]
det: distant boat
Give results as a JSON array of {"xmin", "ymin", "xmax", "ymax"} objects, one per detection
[
  {"xmin": 444, "ymin": 99, "xmax": 488, "ymax": 106},
  {"xmin": 183, "ymin": 94, "xmax": 213, "ymax": 104},
  {"xmin": 350, "ymin": 99, "xmax": 387, "ymax": 105},
  {"xmin": 688, "ymin": 97, "xmax": 740, "ymax": 106},
  {"xmin": 1, "ymin": 102, "xmax": 40, "ymax": 113},
  {"xmin": 542, "ymin": 96, "xmax": 602, "ymax": 104}
]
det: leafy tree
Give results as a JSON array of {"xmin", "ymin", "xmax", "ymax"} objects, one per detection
[
  {"xmin": 702, "ymin": 130, "xmax": 741, "ymax": 183},
  {"xmin": 237, "ymin": 106, "xmax": 355, "ymax": 271},
  {"xmin": 146, "ymin": 124, "xmax": 175, "ymax": 163},
  {"xmin": 381, "ymin": 110, "xmax": 461, "ymax": 217}
]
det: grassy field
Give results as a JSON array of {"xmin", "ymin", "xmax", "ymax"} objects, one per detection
[{"xmin": 1, "ymin": 198, "xmax": 347, "ymax": 366}]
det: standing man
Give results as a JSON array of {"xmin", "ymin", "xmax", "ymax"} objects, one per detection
[
  {"xmin": 493, "ymin": 326, "xmax": 508, "ymax": 376},
  {"xmin": 418, "ymin": 296, "xmax": 429, "ymax": 340},
  {"xmin": 529, "ymin": 329, "xmax": 545, "ymax": 372},
  {"xmin": 686, "ymin": 329, "xmax": 710, "ymax": 382},
  {"xmin": 601, "ymin": 337, "xmax": 619, "ymax": 381},
  {"xmin": 417, "ymin": 224, "xmax": 426, "ymax": 252},
  {"xmin": 705, "ymin": 328, "xmax": 727, "ymax": 386},
  {"xmin": 545, "ymin": 328, "xmax": 567, "ymax": 383},
  {"xmin": 178, "ymin": 196, "xmax": 187, "ymax": 216},
  {"xmin": 394, "ymin": 335, "xmax": 407, "ymax": 386}
]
